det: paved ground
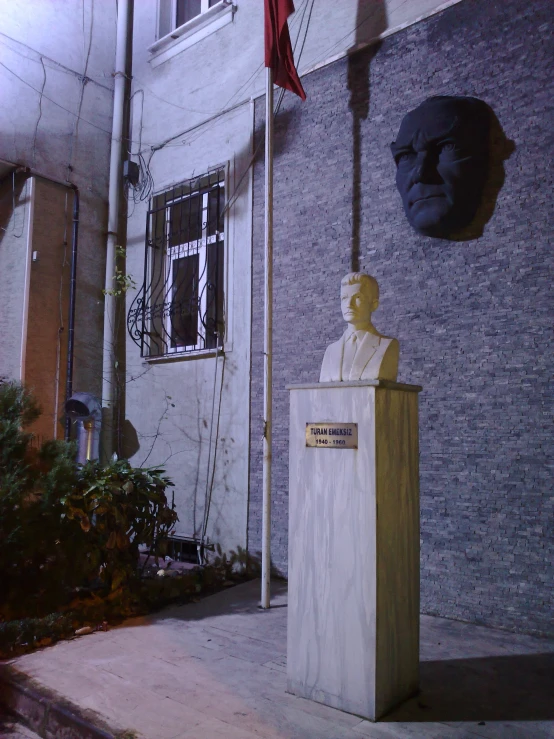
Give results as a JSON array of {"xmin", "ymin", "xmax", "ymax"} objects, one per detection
[
  {"xmin": 0, "ymin": 713, "xmax": 41, "ymax": 738},
  {"xmin": 5, "ymin": 580, "xmax": 554, "ymax": 739}
]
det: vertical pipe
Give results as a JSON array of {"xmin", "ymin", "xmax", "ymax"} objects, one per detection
[
  {"xmin": 85, "ymin": 420, "xmax": 94, "ymax": 461},
  {"xmin": 19, "ymin": 176, "xmax": 36, "ymax": 384},
  {"xmin": 261, "ymin": 67, "xmax": 274, "ymax": 609},
  {"xmin": 101, "ymin": 0, "xmax": 131, "ymax": 460},
  {"xmin": 65, "ymin": 188, "xmax": 80, "ymax": 441}
]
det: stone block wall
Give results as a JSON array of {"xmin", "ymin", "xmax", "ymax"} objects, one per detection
[{"xmin": 249, "ymin": 0, "xmax": 553, "ymax": 635}]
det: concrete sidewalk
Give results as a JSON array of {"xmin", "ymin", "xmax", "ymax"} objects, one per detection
[
  {"xmin": 0, "ymin": 713, "xmax": 41, "ymax": 739},
  {"xmin": 3, "ymin": 579, "xmax": 554, "ymax": 739}
]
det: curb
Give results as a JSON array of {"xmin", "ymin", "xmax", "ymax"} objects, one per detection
[{"xmin": 0, "ymin": 665, "xmax": 118, "ymax": 739}]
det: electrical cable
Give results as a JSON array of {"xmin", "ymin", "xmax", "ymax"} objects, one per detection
[
  {"xmin": 66, "ymin": 0, "xmax": 94, "ymax": 181},
  {"xmin": 139, "ymin": 0, "xmax": 313, "ymax": 212},
  {"xmin": 1, "ymin": 59, "xmax": 249, "ymax": 151},
  {"xmin": 1, "ymin": 2, "xmax": 397, "ymax": 156},
  {"xmin": 0, "ymin": 31, "xmax": 113, "ymax": 91},
  {"xmin": 126, "ymin": 90, "xmax": 155, "ymax": 205},
  {"xmin": 0, "ymin": 59, "xmax": 157, "ymax": 150},
  {"xmin": 201, "ymin": 340, "xmax": 223, "ymax": 543},
  {"xmin": 0, "ymin": 60, "xmax": 114, "ymax": 139},
  {"xmin": 197, "ymin": 1, "xmax": 315, "ymax": 544},
  {"xmin": 31, "ymin": 57, "xmax": 46, "ymax": 168},
  {"xmin": 220, "ymin": 0, "xmax": 315, "ymax": 219},
  {"xmin": 126, "ymin": 0, "xmax": 312, "ymax": 159},
  {"xmin": 129, "ymin": 76, "xmax": 219, "ymax": 116}
]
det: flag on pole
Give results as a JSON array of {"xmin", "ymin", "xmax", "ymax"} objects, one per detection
[{"xmin": 264, "ymin": 0, "xmax": 306, "ymax": 100}]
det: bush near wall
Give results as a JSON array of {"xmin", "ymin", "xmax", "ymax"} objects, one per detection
[{"xmin": 0, "ymin": 379, "xmax": 177, "ymax": 621}]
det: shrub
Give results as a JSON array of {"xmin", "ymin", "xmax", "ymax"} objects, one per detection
[
  {"xmin": 63, "ymin": 457, "xmax": 177, "ymax": 592},
  {"xmin": 0, "ymin": 380, "xmax": 177, "ymax": 619},
  {"xmin": 0, "ymin": 380, "xmax": 77, "ymax": 615}
]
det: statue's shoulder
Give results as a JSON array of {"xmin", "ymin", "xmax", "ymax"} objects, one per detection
[
  {"xmin": 379, "ymin": 336, "xmax": 399, "ymax": 357},
  {"xmin": 360, "ymin": 333, "xmax": 396, "ymax": 349}
]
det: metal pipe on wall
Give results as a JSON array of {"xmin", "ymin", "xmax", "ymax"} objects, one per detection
[{"xmin": 101, "ymin": 0, "xmax": 131, "ymax": 461}]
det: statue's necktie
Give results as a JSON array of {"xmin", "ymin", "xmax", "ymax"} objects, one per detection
[{"xmin": 341, "ymin": 333, "xmax": 358, "ymax": 380}]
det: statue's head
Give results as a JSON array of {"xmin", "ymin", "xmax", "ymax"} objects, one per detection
[
  {"xmin": 391, "ymin": 96, "xmax": 491, "ymax": 237},
  {"xmin": 340, "ymin": 273, "xmax": 379, "ymax": 325}
]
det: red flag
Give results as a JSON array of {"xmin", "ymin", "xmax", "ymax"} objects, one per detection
[{"xmin": 264, "ymin": 0, "xmax": 306, "ymax": 101}]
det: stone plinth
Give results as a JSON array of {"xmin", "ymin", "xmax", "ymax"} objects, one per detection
[{"xmin": 287, "ymin": 380, "xmax": 421, "ymax": 721}]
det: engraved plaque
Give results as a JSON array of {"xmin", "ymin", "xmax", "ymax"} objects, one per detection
[{"xmin": 305, "ymin": 423, "xmax": 358, "ymax": 449}]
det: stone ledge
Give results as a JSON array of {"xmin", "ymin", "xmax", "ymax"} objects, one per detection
[{"xmin": 0, "ymin": 666, "xmax": 117, "ymax": 739}]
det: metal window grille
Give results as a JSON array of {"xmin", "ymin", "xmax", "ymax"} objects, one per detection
[{"xmin": 127, "ymin": 167, "xmax": 225, "ymax": 358}]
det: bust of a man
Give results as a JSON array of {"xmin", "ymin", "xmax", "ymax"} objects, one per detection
[
  {"xmin": 319, "ymin": 273, "xmax": 399, "ymax": 383},
  {"xmin": 390, "ymin": 95, "xmax": 491, "ymax": 237}
]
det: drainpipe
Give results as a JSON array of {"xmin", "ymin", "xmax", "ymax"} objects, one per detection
[
  {"xmin": 101, "ymin": 0, "xmax": 131, "ymax": 461},
  {"xmin": 14, "ymin": 166, "xmax": 79, "ymax": 442}
]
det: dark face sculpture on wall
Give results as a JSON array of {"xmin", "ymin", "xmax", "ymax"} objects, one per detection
[{"xmin": 391, "ymin": 96, "xmax": 491, "ymax": 237}]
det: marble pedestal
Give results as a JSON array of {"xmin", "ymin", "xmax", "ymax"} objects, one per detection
[{"xmin": 287, "ymin": 380, "xmax": 422, "ymax": 721}]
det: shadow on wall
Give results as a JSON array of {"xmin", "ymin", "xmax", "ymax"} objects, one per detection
[
  {"xmin": 348, "ymin": 0, "xmax": 388, "ymax": 272},
  {"xmin": 120, "ymin": 418, "xmax": 140, "ymax": 458},
  {"xmin": 385, "ymin": 652, "xmax": 554, "ymax": 722}
]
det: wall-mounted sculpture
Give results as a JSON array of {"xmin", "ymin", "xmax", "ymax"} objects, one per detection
[
  {"xmin": 319, "ymin": 272, "xmax": 399, "ymax": 382},
  {"xmin": 391, "ymin": 95, "xmax": 491, "ymax": 238}
]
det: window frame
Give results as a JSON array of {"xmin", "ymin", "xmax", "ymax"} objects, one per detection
[
  {"xmin": 149, "ymin": 0, "xmax": 235, "ymax": 66},
  {"xmin": 156, "ymin": 0, "xmax": 224, "ymax": 41},
  {"xmin": 164, "ymin": 186, "xmax": 223, "ymax": 354},
  {"xmin": 127, "ymin": 166, "xmax": 228, "ymax": 361}
]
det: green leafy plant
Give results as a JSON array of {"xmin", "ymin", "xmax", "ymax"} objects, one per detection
[
  {"xmin": 63, "ymin": 457, "xmax": 177, "ymax": 591},
  {"xmin": 0, "ymin": 380, "xmax": 257, "ymax": 657},
  {"xmin": 0, "ymin": 379, "xmax": 78, "ymax": 616},
  {"xmin": 208, "ymin": 544, "xmax": 260, "ymax": 580},
  {"xmin": 102, "ymin": 245, "xmax": 136, "ymax": 296},
  {"xmin": 0, "ymin": 380, "xmax": 177, "ymax": 620}
]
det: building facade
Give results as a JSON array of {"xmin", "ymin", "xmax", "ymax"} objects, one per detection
[
  {"xmin": 125, "ymin": 0, "xmax": 461, "ymax": 563},
  {"xmin": 0, "ymin": 0, "xmax": 116, "ymax": 442},
  {"xmin": 249, "ymin": 0, "xmax": 554, "ymax": 636},
  {"xmin": 126, "ymin": 0, "xmax": 552, "ymax": 635}
]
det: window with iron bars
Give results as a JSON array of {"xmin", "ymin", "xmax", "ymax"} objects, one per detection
[{"xmin": 127, "ymin": 168, "xmax": 225, "ymax": 358}]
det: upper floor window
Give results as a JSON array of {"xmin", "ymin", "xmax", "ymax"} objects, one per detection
[
  {"xmin": 127, "ymin": 168, "xmax": 225, "ymax": 359},
  {"xmin": 158, "ymin": 0, "xmax": 222, "ymax": 39}
]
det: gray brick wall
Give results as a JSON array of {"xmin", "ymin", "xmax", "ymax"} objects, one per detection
[{"xmin": 249, "ymin": 0, "xmax": 553, "ymax": 636}]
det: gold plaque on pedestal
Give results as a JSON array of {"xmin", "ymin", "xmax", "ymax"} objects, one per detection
[{"xmin": 305, "ymin": 423, "xmax": 358, "ymax": 449}]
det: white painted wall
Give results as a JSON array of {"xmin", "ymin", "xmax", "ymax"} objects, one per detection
[
  {"xmin": 126, "ymin": 0, "xmax": 464, "ymax": 554},
  {"xmin": 125, "ymin": 103, "xmax": 253, "ymax": 554},
  {"xmin": 0, "ymin": 177, "xmax": 32, "ymax": 382},
  {"xmin": 0, "ymin": 0, "xmax": 116, "ymax": 399},
  {"xmin": 131, "ymin": 0, "xmax": 463, "ymax": 151}
]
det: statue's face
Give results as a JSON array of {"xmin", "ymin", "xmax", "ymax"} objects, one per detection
[
  {"xmin": 341, "ymin": 282, "xmax": 376, "ymax": 324},
  {"xmin": 391, "ymin": 97, "xmax": 490, "ymax": 237}
]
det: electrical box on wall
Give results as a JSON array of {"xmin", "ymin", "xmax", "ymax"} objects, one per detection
[{"xmin": 123, "ymin": 160, "xmax": 140, "ymax": 187}]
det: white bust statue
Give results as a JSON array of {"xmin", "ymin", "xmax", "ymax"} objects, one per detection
[{"xmin": 319, "ymin": 272, "xmax": 399, "ymax": 383}]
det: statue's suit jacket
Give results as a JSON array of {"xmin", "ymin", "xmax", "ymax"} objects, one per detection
[{"xmin": 319, "ymin": 331, "xmax": 399, "ymax": 382}]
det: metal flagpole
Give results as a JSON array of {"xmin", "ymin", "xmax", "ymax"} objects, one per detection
[{"xmin": 261, "ymin": 66, "xmax": 274, "ymax": 609}]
